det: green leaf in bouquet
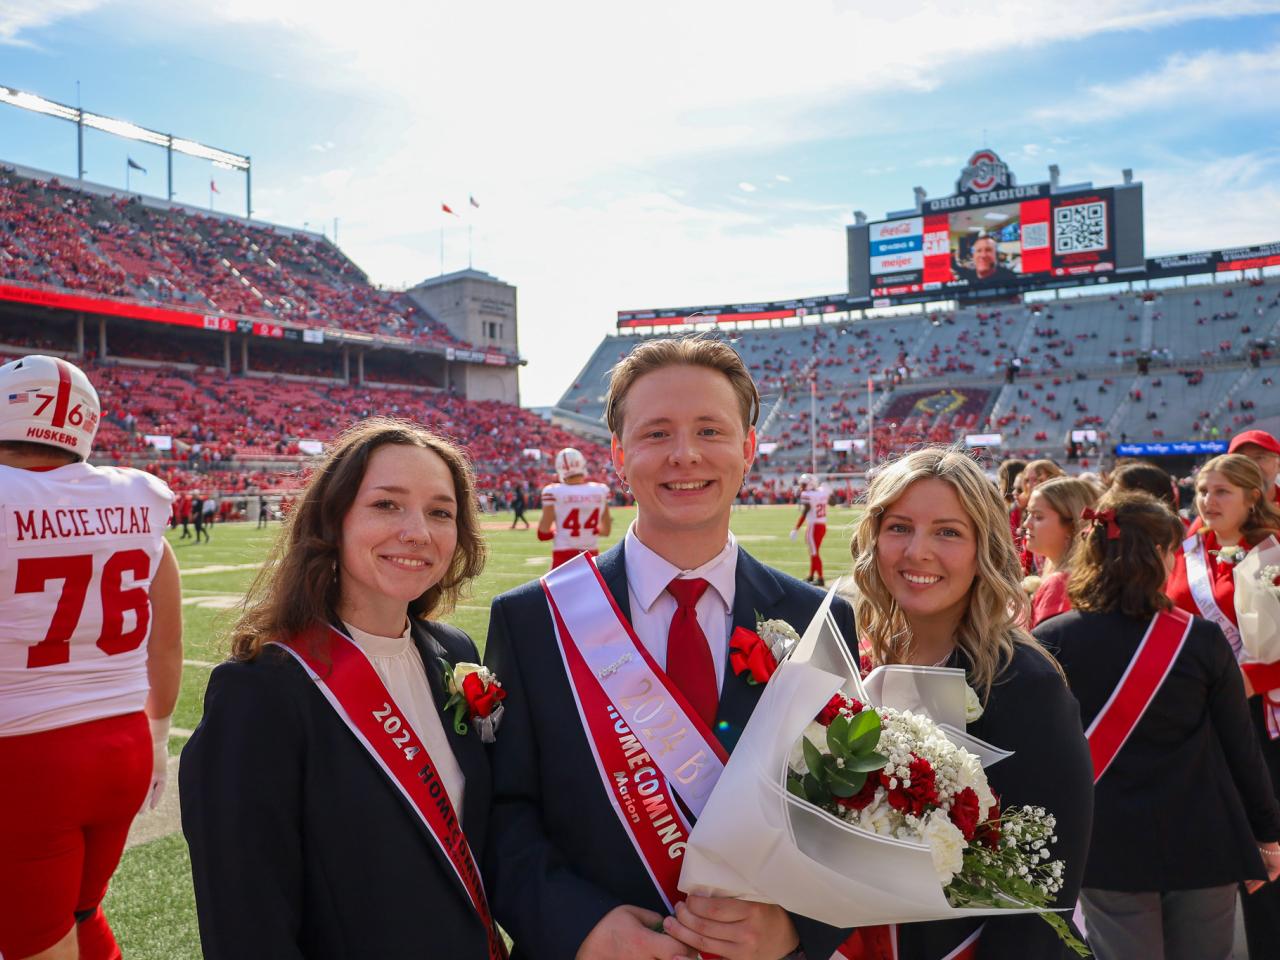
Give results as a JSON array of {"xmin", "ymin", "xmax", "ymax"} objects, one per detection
[
  {"xmin": 846, "ymin": 710, "xmax": 882, "ymax": 754},
  {"xmin": 825, "ymin": 714, "xmax": 851, "ymax": 755},
  {"xmin": 786, "ymin": 775, "xmax": 807, "ymax": 799},
  {"xmin": 802, "ymin": 772, "xmax": 831, "ymax": 805},
  {"xmin": 825, "ymin": 766, "xmax": 868, "ymax": 798},
  {"xmin": 801, "ymin": 736, "xmax": 825, "ymax": 778},
  {"xmin": 843, "ymin": 751, "xmax": 890, "ymax": 774}
]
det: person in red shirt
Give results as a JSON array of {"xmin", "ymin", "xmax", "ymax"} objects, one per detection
[{"xmin": 1165, "ymin": 453, "xmax": 1280, "ymax": 959}]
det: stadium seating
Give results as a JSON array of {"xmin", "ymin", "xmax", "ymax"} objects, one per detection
[
  {"xmin": 560, "ymin": 277, "xmax": 1280, "ymax": 478},
  {"xmin": 0, "ymin": 167, "xmax": 472, "ymax": 349}
]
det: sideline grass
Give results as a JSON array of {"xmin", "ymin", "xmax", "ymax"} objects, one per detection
[{"xmin": 104, "ymin": 503, "xmax": 858, "ymax": 959}]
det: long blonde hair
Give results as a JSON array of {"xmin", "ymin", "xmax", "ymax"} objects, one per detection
[{"xmin": 850, "ymin": 448, "xmax": 1060, "ymax": 700}]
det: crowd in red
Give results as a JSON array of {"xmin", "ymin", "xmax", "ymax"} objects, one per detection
[{"xmin": 0, "ymin": 167, "xmax": 472, "ymax": 350}]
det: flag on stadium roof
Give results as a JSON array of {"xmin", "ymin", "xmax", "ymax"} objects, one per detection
[
  {"xmin": 126, "ymin": 157, "xmax": 146, "ymax": 173},
  {"xmin": 210, "ymin": 180, "xmax": 219, "ymax": 194},
  {"xmin": 442, "ymin": 202, "xmax": 457, "ymax": 215},
  {"xmin": 469, "ymin": 195, "xmax": 479, "ymax": 208}
]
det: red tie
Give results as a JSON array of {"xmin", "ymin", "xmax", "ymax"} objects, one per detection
[{"xmin": 665, "ymin": 578, "xmax": 719, "ymax": 728}]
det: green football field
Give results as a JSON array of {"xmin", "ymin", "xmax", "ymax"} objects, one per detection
[{"xmin": 104, "ymin": 503, "xmax": 859, "ymax": 958}]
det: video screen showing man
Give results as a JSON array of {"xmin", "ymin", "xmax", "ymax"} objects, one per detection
[{"xmin": 958, "ymin": 234, "xmax": 1018, "ymax": 286}]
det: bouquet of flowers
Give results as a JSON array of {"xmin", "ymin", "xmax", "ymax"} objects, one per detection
[
  {"xmin": 1235, "ymin": 535, "xmax": 1280, "ymax": 664},
  {"xmin": 678, "ymin": 588, "xmax": 1084, "ymax": 952}
]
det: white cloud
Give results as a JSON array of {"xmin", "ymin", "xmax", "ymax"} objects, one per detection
[
  {"xmin": 0, "ymin": 0, "xmax": 103, "ymax": 45},
  {"xmin": 1141, "ymin": 150, "xmax": 1280, "ymax": 254},
  {"xmin": 738, "ymin": 182, "xmax": 758, "ymax": 193},
  {"xmin": 775, "ymin": 173, "xmax": 792, "ymax": 182},
  {"xmin": 309, "ymin": 140, "xmax": 335, "ymax": 153},
  {"xmin": 1034, "ymin": 41, "xmax": 1280, "ymax": 124}
]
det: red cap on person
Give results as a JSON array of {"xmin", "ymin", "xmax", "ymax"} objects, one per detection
[{"xmin": 1228, "ymin": 429, "xmax": 1280, "ymax": 457}]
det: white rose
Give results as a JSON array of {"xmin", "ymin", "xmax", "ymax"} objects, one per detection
[
  {"xmin": 923, "ymin": 811, "xmax": 967, "ymax": 885},
  {"xmin": 1021, "ymin": 575, "xmax": 1042, "ymax": 597},
  {"xmin": 790, "ymin": 721, "xmax": 830, "ymax": 773},
  {"xmin": 964, "ymin": 684, "xmax": 984, "ymax": 723},
  {"xmin": 452, "ymin": 662, "xmax": 492, "ymax": 692},
  {"xmin": 758, "ymin": 618, "xmax": 802, "ymax": 662}
]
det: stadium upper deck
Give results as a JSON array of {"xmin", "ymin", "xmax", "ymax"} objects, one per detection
[{"xmin": 0, "ymin": 165, "xmax": 473, "ymax": 350}]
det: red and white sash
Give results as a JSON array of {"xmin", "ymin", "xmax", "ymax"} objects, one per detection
[
  {"xmin": 1086, "ymin": 607, "xmax": 1193, "ymax": 782},
  {"xmin": 1183, "ymin": 533, "xmax": 1243, "ymax": 657},
  {"xmin": 541, "ymin": 553, "xmax": 729, "ymax": 910},
  {"xmin": 1182, "ymin": 535, "xmax": 1280, "ymax": 739},
  {"xmin": 272, "ymin": 627, "xmax": 507, "ymax": 960}
]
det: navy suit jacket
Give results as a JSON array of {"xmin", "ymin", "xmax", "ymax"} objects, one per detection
[
  {"xmin": 483, "ymin": 541, "xmax": 858, "ymax": 960},
  {"xmin": 180, "ymin": 619, "xmax": 494, "ymax": 960}
]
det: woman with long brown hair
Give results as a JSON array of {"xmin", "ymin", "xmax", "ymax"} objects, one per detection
[
  {"xmin": 842, "ymin": 448, "xmax": 1092, "ymax": 959},
  {"xmin": 180, "ymin": 418, "xmax": 504, "ymax": 960},
  {"xmin": 1036, "ymin": 490, "xmax": 1280, "ymax": 960},
  {"xmin": 1165, "ymin": 452, "xmax": 1280, "ymax": 956}
]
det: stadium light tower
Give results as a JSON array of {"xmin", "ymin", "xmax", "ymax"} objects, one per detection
[{"xmin": 0, "ymin": 84, "xmax": 252, "ymax": 218}]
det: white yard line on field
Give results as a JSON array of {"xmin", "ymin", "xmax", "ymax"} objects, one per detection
[{"xmin": 179, "ymin": 561, "xmax": 264, "ymax": 576}]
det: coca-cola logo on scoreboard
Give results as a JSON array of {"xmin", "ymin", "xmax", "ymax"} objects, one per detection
[{"xmin": 956, "ymin": 149, "xmax": 1012, "ymax": 195}]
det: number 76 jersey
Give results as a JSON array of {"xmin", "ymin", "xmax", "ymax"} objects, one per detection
[
  {"xmin": 0, "ymin": 462, "xmax": 173, "ymax": 736},
  {"xmin": 541, "ymin": 481, "xmax": 609, "ymax": 552}
]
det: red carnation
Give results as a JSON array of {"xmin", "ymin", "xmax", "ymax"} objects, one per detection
[
  {"xmin": 975, "ymin": 799, "xmax": 1003, "ymax": 850},
  {"xmin": 461, "ymin": 670, "xmax": 506, "ymax": 719},
  {"xmin": 817, "ymin": 693, "xmax": 865, "ymax": 726},
  {"xmin": 883, "ymin": 755, "xmax": 939, "ymax": 818},
  {"xmin": 730, "ymin": 627, "xmax": 778, "ymax": 684},
  {"xmin": 948, "ymin": 786, "xmax": 981, "ymax": 842},
  {"xmin": 835, "ymin": 770, "xmax": 881, "ymax": 812},
  {"xmin": 859, "ymin": 652, "xmax": 874, "ymax": 678}
]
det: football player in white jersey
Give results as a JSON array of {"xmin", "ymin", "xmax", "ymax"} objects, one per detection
[
  {"xmin": 0, "ymin": 356, "xmax": 182, "ymax": 960},
  {"xmin": 790, "ymin": 473, "xmax": 830, "ymax": 586},
  {"xmin": 538, "ymin": 447, "xmax": 613, "ymax": 569}
]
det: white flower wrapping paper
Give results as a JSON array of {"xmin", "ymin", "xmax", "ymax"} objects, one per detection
[
  {"xmin": 678, "ymin": 587, "xmax": 1045, "ymax": 928},
  {"xmin": 1236, "ymin": 535, "xmax": 1280, "ymax": 664}
]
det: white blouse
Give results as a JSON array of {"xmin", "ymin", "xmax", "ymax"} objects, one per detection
[{"xmin": 343, "ymin": 620, "xmax": 466, "ymax": 819}]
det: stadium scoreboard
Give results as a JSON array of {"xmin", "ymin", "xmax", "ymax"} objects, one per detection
[{"xmin": 847, "ymin": 150, "xmax": 1145, "ymax": 302}]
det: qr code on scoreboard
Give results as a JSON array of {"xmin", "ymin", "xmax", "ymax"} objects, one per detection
[{"xmin": 1054, "ymin": 202, "xmax": 1107, "ymax": 254}]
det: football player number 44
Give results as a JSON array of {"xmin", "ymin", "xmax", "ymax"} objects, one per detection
[
  {"xmin": 17, "ymin": 550, "xmax": 152, "ymax": 668},
  {"xmin": 560, "ymin": 507, "xmax": 600, "ymax": 538}
]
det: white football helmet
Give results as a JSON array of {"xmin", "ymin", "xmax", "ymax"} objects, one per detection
[
  {"xmin": 0, "ymin": 355, "xmax": 101, "ymax": 460},
  {"xmin": 798, "ymin": 473, "xmax": 815, "ymax": 490},
  {"xmin": 555, "ymin": 447, "xmax": 587, "ymax": 482}
]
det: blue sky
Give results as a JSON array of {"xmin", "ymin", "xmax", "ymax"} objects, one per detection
[{"xmin": 3, "ymin": 0, "xmax": 1279, "ymax": 405}]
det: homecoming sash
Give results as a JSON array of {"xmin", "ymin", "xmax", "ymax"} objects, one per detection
[
  {"xmin": 1086, "ymin": 607, "xmax": 1193, "ymax": 782},
  {"xmin": 1183, "ymin": 533, "xmax": 1243, "ymax": 657},
  {"xmin": 541, "ymin": 553, "xmax": 729, "ymax": 909},
  {"xmin": 834, "ymin": 921, "xmax": 982, "ymax": 960},
  {"xmin": 272, "ymin": 627, "xmax": 507, "ymax": 960}
]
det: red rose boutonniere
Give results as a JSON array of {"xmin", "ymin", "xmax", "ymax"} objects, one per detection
[
  {"xmin": 730, "ymin": 615, "xmax": 802, "ymax": 685},
  {"xmin": 440, "ymin": 660, "xmax": 506, "ymax": 742}
]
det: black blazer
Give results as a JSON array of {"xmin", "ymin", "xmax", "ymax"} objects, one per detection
[
  {"xmin": 894, "ymin": 643, "xmax": 1094, "ymax": 960},
  {"xmin": 482, "ymin": 542, "xmax": 857, "ymax": 960},
  {"xmin": 1037, "ymin": 609, "xmax": 1280, "ymax": 891},
  {"xmin": 179, "ymin": 619, "xmax": 494, "ymax": 960}
]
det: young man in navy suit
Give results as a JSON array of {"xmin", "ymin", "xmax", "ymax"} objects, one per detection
[{"xmin": 484, "ymin": 338, "xmax": 856, "ymax": 960}]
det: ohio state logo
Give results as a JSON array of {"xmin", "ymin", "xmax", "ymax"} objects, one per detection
[{"xmin": 957, "ymin": 150, "xmax": 1012, "ymax": 194}]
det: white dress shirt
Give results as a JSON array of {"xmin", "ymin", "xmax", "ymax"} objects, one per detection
[
  {"xmin": 623, "ymin": 522, "xmax": 738, "ymax": 691},
  {"xmin": 343, "ymin": 620, "xmax": 466, "ymax": 819}
]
